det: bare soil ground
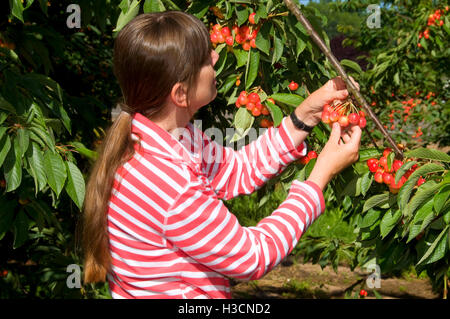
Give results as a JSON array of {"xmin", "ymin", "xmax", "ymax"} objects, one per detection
[{"xmin": 230, "ymin": 256, "xmax": 440, "ymax": 299}]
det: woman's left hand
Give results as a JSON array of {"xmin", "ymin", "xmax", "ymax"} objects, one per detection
[{"xmin": 295, "ymin": 76, "xmax": 360, "ymax": 127}]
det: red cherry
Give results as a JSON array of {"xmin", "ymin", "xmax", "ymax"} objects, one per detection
[
  {"xmin": 221, "ymin": 26, "xmax": 231, "ymax": 37},
  {"xmin": 417, "ymin": 177, "xmax": 426, "ymax": 186},
  {"xmin": 382, "ymin": 172, "xmax": 393, "ymax": 185},
  {"xmin": 367, "ymin": 158, "xmax": 378, "ymax": 167},
  {"xmin": 242, "ymin": 41, "xmax": 251, "ymax": 51},
  {"xmin": 323, "ymin": 104, "xmax": 333, "ymax": 113},
  {"xmin": 307, "ymin": 151, "xmax": 318, "ymax": 159},
  {"xmin": 383, "ymin": 148, "xmax": 392, "ymax": 158},
  {"xmin": 261, "ymin": 105, "xmax": 270, "ymax": 116},
  {"xmin": 235, "ymin": 33, "xmax": 244, "ymax": 44},
  {"xmin": 330, "ymin": 111, "xmax": 339, "ymax": 122},
  {"xmin": 368, "ymin": 162, "xmax": 379, "ymax": 173},
  {"xmin": 288, "ymin": 81, "xmax": 299, "ymax": 91},
  {"xmin": 248, "ymin": 93, "xmax": 260, "ymax": 104},
  {"xmin": 225, "ymin": 36, "xmax": 234, "ymax": 46},
  {"xmin": 210, "ymin": 33, "xmax": 218, "ymax": 43},
  {"xmin": 298, "ymin": 156, "xmax": 310, "ymax": 165},
  {"xmin": 321, "ymin": 111, "xmax": 330, "ymax": 124},
  {"xmin": 348, "ymin": 113, "xmax": 360, "ymax": 125},
  {"xmin": 393, "ymin": 160, "xmax": 403, "ymax": 172},
  {"xmin": 374, "ymin": 172, "xmax": 383, "ymax": 183},
  {"xmin": 379, "ymin": 156, "xmax": 388, "ymax": 169},
  {"xmin": 251, "ymin": 107, "xmax": 261, "ymax": 117},
  {"xmin": 359, "ymin": 110, "xmax": 366, "ymax": 118},
  {"xmin": 267, "ymin": 98, "xmax": 275, "ymax": 105},
  {"xmin": 338, "ymin": 115, "xmax": 349, "ymax": 127},
  {"xmin": 359, "ymin": 117, "xmax": 367, "ymax": 128},
  {"xmin": 249, "ymin": 12, "xmax": 256, "ymax": 24},
  {"xmin": 250, "ymin": 38, "xmax": 256, "ymax": 48}
]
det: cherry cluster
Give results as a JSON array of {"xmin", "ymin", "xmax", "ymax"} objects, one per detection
[
  {"xmin": 417, "ymin": 7, "xmax": 448, "ymax": 48},
  {"xmin": 321, "ymin": 100, "xmax": 367, "ymax": 129},
  {"xmin": 235, "ymin": 91, "xmax": 271, "ymax": 117},
  {"xmin": 367, "ymin": 148, "xmax": 425, "ymax": 194},
  {"xmin": 297, "ymin": 150, "xmax": 318, "ymax": 165},
  {"xmin": 210, "ymin": 21, "xmax": 260, "ymax": 51},
  {"xmin": 359, "ymin": 289, "xmax": 368, "ymax": 298}
]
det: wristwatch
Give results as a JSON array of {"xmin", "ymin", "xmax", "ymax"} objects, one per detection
[{"xmin": 290, "ymin": 111, "xmax": 314, "ymax": 133}]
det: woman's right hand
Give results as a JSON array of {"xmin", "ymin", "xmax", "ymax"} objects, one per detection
[{"xmin": 307, "ymin": 122, "xmax": 362, "ymax": 190}]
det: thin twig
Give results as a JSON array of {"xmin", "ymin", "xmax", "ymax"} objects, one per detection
[{"xmin": 283, "ymin": 0, "xmax": 403, "ymax": 160}]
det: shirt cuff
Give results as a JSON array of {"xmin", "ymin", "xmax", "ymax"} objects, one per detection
[{"xmin": 274, "ymin": 116, "xmax": 308, "ymax": 161}]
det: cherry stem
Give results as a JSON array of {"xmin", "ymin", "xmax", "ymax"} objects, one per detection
[{"xmin": 283, "ymin": 0, "xmax": 403, "ymax": 160}]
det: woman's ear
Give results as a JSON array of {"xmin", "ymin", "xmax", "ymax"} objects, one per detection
[{"xmin": 170, "ymin": 82, "xmax": 189, "ymax": 108}]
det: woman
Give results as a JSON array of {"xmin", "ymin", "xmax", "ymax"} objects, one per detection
[{"xmin": 81, "ymin": 11, "xmax": 361, "ymax": 299}]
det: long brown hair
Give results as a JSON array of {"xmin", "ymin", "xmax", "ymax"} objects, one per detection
[{"xmin": 80, "ymin": 11, "xmax": 212, "ymax": 284}]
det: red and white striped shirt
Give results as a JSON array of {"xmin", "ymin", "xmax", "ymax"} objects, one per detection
[{"xmin": 106, "ymin": 112, "xmax": 325, "ymax": 299}]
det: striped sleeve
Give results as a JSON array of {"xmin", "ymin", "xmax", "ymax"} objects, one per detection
[
  {"xmin": 201, "ymin": 116, "xmax": 307, "ymax": 200},
  {"xmin": 164, "ymin": 179, "xmax": 325, "ymax": 281}
]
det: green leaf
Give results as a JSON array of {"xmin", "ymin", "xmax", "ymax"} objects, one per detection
[
  {"xmin": 11, "ymin": 0, "xmax": 25, "ymax": 22},
  {"xmin": 406, "ymin": 182, "xmax": 442, "ymax": 217},
  {"xmin": 233, "ymin": 48, "xmax": 248, "ymax": 69},
  {"xmin": 26, "ymin": 142, "xmax": 47, "ymax": 194},
  {"xmin": 114, "ymin": 0, "xmax": 141, "ymax": 33},
  {"xmin": 358, "ymin": 148, "xmax": 381, "ymax": 162},
  {"xmin": 394, "ymin": 160, "xmax": 417, "ymax": 184},
  {"xmin": 215, "ymin": 47, "xmax": 228, "ymax": 77},
  {"xmin": 3, "ymin": 137, "xmax": 22, "ymax": 192},
  {"xmin": 360, "ymin": 209, "xmax": 381, "ymax": 228},
  {"xmin": 398, "ymin": 163, "xmax": 445, "ymax": 211},
  {"xmin": 65, "ymin": 161, "xmax": 85, "ymax": 210},
  {"xmin": 236, "ymin": 5, "xmax": 249, "ymax": 26},
  {"xmin": 13, "ymin": 209, "xmax": 30, "ymax": 249},
  {"xmin": 404, "ymin": 148, "xmax": 450, "ymax": 163},
  {"xmin": 360, "ymin": 172, "xmax": 373, "ymax": 197},
  {"xmin": 340, "ymin": 59, "xmax": 362, "ymax": 75},
  {"xmin": 434, "ymin": 184, "xmax": 450, "ymax": 215},
  {"xmin": 271, "ymin": 32, "xmax": 284, "ymax": 65},
  {"xmin": 416, "ymin": 225, "xmax": 449, "ymax": 265},
  {"xmin": 0, "ymin": 134, "xmax": 11, "ymax": 168},
  {"xmin": 16, "ymin": 128, "xmax": 30, "ymax": 158},
  {"xmin": 380, "ymin": 209, "xmax": 401, "ymax": 239},
  {"xmin": 245, "ymin": 50, "xmax": 260, "ymax": 90},
  {"xmin": 387, "ymin": 152, "xmax": 394, "ymax": 172},
  {"xmin": 363, "ymin": 193, "xmax": 389, "ymax": 213},
  {"xmin": 230, "ymin": 107, "xmax": 254, "ymax": 143},
  {"xmin": 43, "ymin": 150, "xmax": 67, "ymax": 197},
  {"xmin": 270, "ymin": 93, "xmax": 304, "ymax": 107},
  {"xmin": 265, "ymin": 100, "xmax": 284, "ymax": 128},
  {"xmin": 143, "ymin": 0, "xmax": 165, "ymax": 13},
  {"xmin": 407, "ymin": 200, "xmax": 434, "ymax": 243},
  {"xmin": 255, "ymin": 22, "xmax": 271, "ymax": 55}
]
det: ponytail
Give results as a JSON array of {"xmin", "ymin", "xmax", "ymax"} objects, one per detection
[{"xmin": 81, "ymin": 108, "xmax": 136, "ymax": 283}]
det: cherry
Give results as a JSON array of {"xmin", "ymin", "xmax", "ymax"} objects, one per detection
[
  {"xmin": 251, "ymin": 107, "xmax": 261, "ymax": 116},
  {"xmin": 367, "ymin": 158, "xmax": 378, "ymax": 167},
  {"xmin": 288, "ymin": 81, "xmax": 299, "ymax": 91},
  {"xmin": 368, "ymin": 162, "xmax": 379, "ymax": 173},
  {"xmin": 248, "ymin": 92, "xmax": 260, "ymax": 104},
  {"xmin": 374, "ymin": 171, "xmax": 383, "ymax": 183},
  {"xmin": 221, "ymin": 26, "xmax": 231, "ymax": 37},
  {"xmin": 359, "ymin": 289, "xmax": 368, "ymax": 298},
  {"xmin": 358, "ymin": 117, "xmax": 367, "ymax": 128},
  {"xmin": 299, "ymin": 156, "xmax": 310, "ymax": 165},
  {"xmin": 249, "ymin": 12, "xmax": 256, "ymax": 24},
  {"xmin": 267, "ymin": 98, "xmax": 275, "ymax": 105},
  {"xmin": 348, "ymin": 113, "xmax": 360, "ymax": 125},
  {"xmin": 382, "ymin": 172, "xmax": 393, "ymax": 185},
  {"xmin": 261, "ymin": 105, "xmax": 270, "ymax": 116},
  {"xmin": 225, "ymin": 36, "xmax": 234, "ymax": 46},
  {"xmin": 321, "ymin": 111, "xmax": 330, "ymax": 124},
  {"xmin": 338, "ymin": 115, "xmax": 349, "ymax": 127},
  {"xmin": 417, "ymin": 177, "xmax": 426, "ymax": 186},
  {"xmin": 379, "ymin": 156, "xmax": 387, "ymax": 168},
  {"xmin": 246, "ymin": 102, "xmax": 255, "ymax": 111},
  {"xmin": 383, "ymin": 147, "xmax": 392, "ymax": 158},
  {"xmin": 393, "ymin": 160, "xmax": 403, "ymax": 172},
  {"xmin": 307, "ymin": 151, "xmax": 318, "ymax": 159},
  {"xmin": 242, "ymin": 41, "xmax": 251, "ymax": 51},
  {"xmin": 330, "ymin": 111, "xmax": 339, "ymax": 122},
  {"xmin": 260, "ymin": 118, "xmax": 270, "ymax": 128}
]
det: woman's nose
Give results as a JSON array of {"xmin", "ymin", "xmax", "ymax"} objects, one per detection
[{"xmin": 212, "ymin": 50, "xmax": 219, "ymax": 66}]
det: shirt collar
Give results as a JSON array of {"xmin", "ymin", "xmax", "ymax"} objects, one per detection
[{"xmin": 130, "ymin": 112, "xmax": 202, "ymax": 165}]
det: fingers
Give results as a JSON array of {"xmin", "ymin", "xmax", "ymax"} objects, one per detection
[
  {"xmin": 329, "ymin": 122, "xmax": 342, "ymax": 144},
  {"xmin": 347, "ymin": 125, "xmax": 362, "ymax": 147},
  {"xmin": 349, "ymin": 76, "xmax": 360, "ymax": 91}
]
